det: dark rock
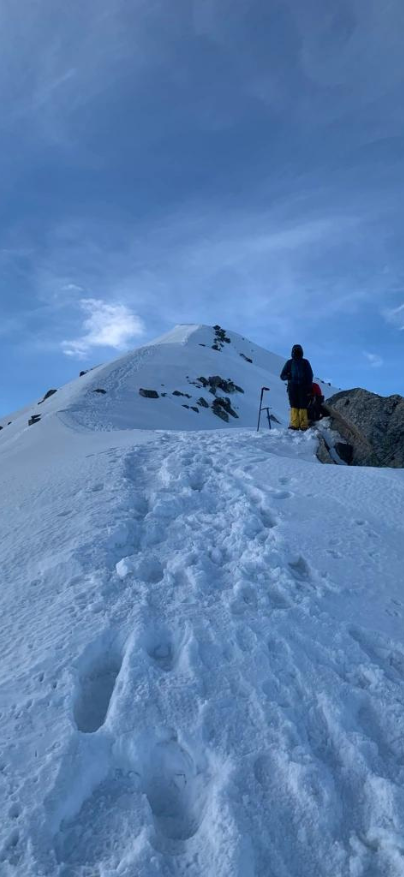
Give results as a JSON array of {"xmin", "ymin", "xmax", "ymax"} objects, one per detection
[
  {"xmin": 139, "ymin": 389, "xmax": 159, "ymax": 399},
  {"xmin": 38, "ymin": 388, "xmax": 57, "ymax": 404},
  {"xmin": 93, "ymin": 388, "xmax": 107, "ymax": 394},
  {"xmin": 212, "ymin": 397, "xmax": 238, "ymax": 420},
  {"xmin": 197, "ymin": 375, "xmax": 244, "ymax": 396},
  {"xmin": 79, "ymin": 370, "xmax": 88, "ymax": 377},
  {"xmin": 335, "ymin": 442, "xmax": 354, "ymax": 465},
  {"xmin": 240, "ymin": 353, "xmax": 253, "ymax": 364},
  {"xmin": 7, "ymin": 422, "xmax": 11, "ymax": 426},
  {"xmin": 191, "ymin": 406, "xmax": 199, "ymax": 413},
  {"xmin": 199, "ymin": 343, "xmax": 206, "ymax": 347},
  {"xmin": 324, "ymin": 388, "xmax": 404, "ymax": 468},
  {"xmin": 212, "ymin": 325, "xmax": 231, "ymax": 349},
  {"xmin": 173, "ymin": 390, "xmax": 191, "ymax": 398},
  {"xmin": 197, "ymin": 398, "xmax": 209, "ymax": 408},
  {"xmin": 182, "ymin": 404, "xmax": 190, "ymax": 409},
  {"xmin": 161, "ymin": 392, "xmax": 167, "ymax": 397},
  {"xmin": 28, "ymin": 415, "xmax": 41, "ymax": 426},
  {"xmin": 212, "ymin": 402, "xmax": 229, "ymax": 422},
  {"xmin": 316, "ymin": 434, "xmax": 334, "ymax": 465},
  {"xmin": 0, "ymin": 425, "xmax": 3, "ymax": 430}
]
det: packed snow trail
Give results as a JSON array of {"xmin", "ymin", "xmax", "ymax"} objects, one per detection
[{"xmin": 2, "ymin": 426, "xmax": 404, "ymax": 877}]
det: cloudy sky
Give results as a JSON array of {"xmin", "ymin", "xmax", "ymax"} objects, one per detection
[{"xmin": 1, "ymin": 0, "xmax": 404, "ymax": 413}]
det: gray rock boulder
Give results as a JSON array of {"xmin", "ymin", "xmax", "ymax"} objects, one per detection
[
  {"xmin": 139, "ymin": 389, "xmax": 159, "ymax": 399},
  {"xmin": 324, "ymin": 388, "xmax": 404, "ymax": 468}
]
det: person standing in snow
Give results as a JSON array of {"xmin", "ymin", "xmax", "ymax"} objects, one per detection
[{"xmin": 280, "ymin": 344, "xmax": 313, "ymax": 431}]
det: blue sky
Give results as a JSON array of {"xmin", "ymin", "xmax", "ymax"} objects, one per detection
[{"xmin": 1, "ymin": 0, "xmax": 404, "ymax": 414}]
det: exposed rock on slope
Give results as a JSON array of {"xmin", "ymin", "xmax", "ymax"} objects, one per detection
[{"xmin": 325, "ymin": 388, "xmax": 404, "ymax": 468}]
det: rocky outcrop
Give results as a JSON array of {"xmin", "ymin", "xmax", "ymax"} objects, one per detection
[
  {"xmin": 324, "ymin": 389, "xmax": 404, "ymax": 468},
  {"xmin": 38, "ymin": 389, "xmax": 57, "ymax": 404},
  {"xmin": 28, "ymin": 414, "xmax": 41, "ymax": 426},
  {"xmin": 139, "ymin": 389, "xmax": 159, "ymax": 399},
  {"xmin": 196, "ymin": 376, "xmax": 244, "ymax": 395},
  {"xmin": 212, "ymin": 397, "xmax": 239, "ymax": 422},
  {"xmin": 212, "ymin": 325, "xmax": 231, "ymax": 350}
]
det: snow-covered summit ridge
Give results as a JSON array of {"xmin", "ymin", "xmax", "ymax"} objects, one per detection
[{"xmin": 0, "ymin": 324, "xmax": 335, "ymax": 438}]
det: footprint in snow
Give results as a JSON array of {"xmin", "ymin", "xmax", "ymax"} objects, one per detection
[
  {"xmin": 385, "ymin": 603, "xmax": 402, "ymax": 619},
  {"xmin": 73, "ymin": 645, "xmax": 122, "ymax": 733},
  {"xmin": 254, "ymin": 754, "xmax": 273, "ymax": 790},
  {"xmin": 236, "ymin": 625, "xmax": 257, "ymax": 653},
  {"xmin": 142, "ymin": 624, "xmax": 189, "ymax": 673},
  {"xmin": 349, "ymin": 626, "xmax": 404, "ymax": 682},
  {"xmin": 0, "ymin": 829, "xmax": 20, "ymax": 867},
  {"xmin": 55, "ymin": 769, "xmax": 143, "ymax": 871},
  {"xmin": 116, "ymin": 554, "xmax": 164, "ymax": 584},
  {"xmin": 231, "ymin": 585, "xmax": 258, "ymax": 615},
  {"xmin": 259, "ymin": 508, "xmax": 277, "ymax": 530},
  {"xmin": 288, "ymin": 556, "xmax": 312, "ymax": 583},
  {"xmin": 270, "ymin": 489, "xmax": 292, "ymax": 500},
  {"xmin": 144, "ymin": 740, "xmax": 210, "ymax": 842},
  {"xmin": 8, "ymin": 803, "xmax": 21, "ymax": 820}
]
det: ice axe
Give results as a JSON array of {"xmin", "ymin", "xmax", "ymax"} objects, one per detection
[{"xmin": 257, "ymin": 387, "xmax": 271, "ymax": 432}]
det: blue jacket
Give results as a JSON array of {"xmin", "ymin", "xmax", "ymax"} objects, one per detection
[{"xmin": 280, "ymin": 357, "xmax": 313, "ymax": 389}]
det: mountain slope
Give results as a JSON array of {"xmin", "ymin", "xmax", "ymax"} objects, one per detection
[
  {"xmin": 1, "ymin": 327, "xmax": 404, "ymax": 877},
  {"xmin": 0, "ymin": 324, "xmax": 335, "ymax": 438}
]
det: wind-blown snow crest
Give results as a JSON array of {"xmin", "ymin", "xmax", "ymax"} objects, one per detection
[{"xmin": 1, "ymin": 327, "xmax": 403, "ymax": 877}]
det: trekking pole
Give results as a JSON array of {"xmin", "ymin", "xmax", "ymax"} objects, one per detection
[{"xmin": 257, "ymin": 387, "xmax": 270, "ymax": 432}]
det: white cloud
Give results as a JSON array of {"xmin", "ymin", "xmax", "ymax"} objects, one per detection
[
  {"xmin": 384, "ymin": 302, "xmax": 404, "ymax": 330},
  {"xmin": 62, "ymin": 283, "xmax": 84, "ymax": 293},
  {"xmin": 364, "ymin": 351, "xmax": 384, "ymax": 368},
  {"xmin": 62, "ymin": 298, "xmax": 145, "ymax": 359}
]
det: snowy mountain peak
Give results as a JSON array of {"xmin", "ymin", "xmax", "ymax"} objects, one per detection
[{"xmin": 0, "ymin": 324, "xmax": 334, "ymax": 439}]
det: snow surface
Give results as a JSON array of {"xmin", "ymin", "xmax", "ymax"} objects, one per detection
[{"xmin": 1, "ymin": 325, "xmax": 404, "ymax": 877}]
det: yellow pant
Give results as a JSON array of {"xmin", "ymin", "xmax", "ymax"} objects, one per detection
[{"xmin": 290, "ymin": 408, "xmax": 309, "ymax": 430}]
